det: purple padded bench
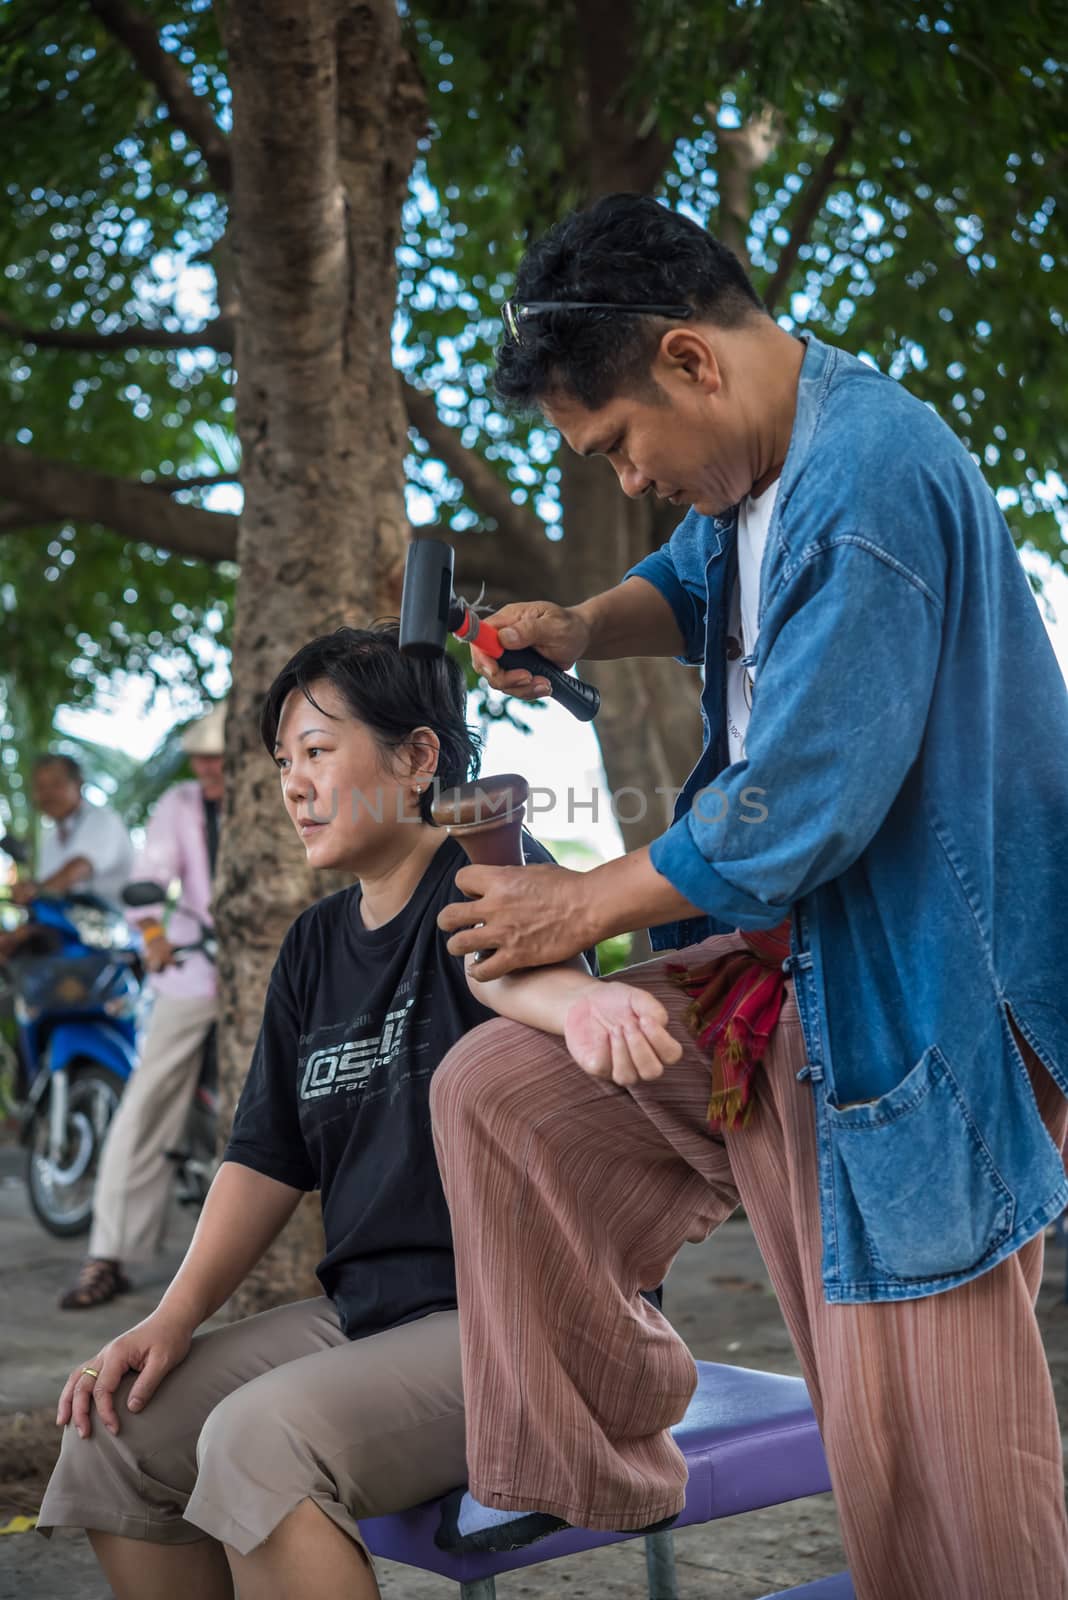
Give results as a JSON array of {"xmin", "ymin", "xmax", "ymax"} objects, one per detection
[
  {"xmin": 757, "ymin": 1578, "xmax": 855, "ymax": 1600},
  {"xmin": 359, "ymin": 1359, "xmax": 854, "ymax": 1599}
]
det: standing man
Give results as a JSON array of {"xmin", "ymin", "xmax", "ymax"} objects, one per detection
[
  {"xmin": 60, "ymin": 703, "xmax": 225, "ymax": 1310},
  {"xmin": 13, "ymin": 754, "xmax": 133, "ymax": 909},
  {"xmin": 429, "ymin": 195, "xmax": 1068, "ymax": 1599}
]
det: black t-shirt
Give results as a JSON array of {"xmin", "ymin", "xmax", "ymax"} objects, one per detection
[{"xmin": 225, "ymin": 833, "xmax": 590, "ymax": 1340}]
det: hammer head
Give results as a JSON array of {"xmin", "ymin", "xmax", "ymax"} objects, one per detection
[{"xmin": 399, "ymin": 538, "xmax": 461, "ymax": 660}]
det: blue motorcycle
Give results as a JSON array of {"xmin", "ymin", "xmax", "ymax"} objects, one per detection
[{"xmin": 0, "ymin": 836, "xmax": 144, "ymax": 1235}]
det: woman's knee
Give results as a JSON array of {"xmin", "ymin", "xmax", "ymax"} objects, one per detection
[
  {"xmin": 194, "ymin": 1385, "xmax": 362, "ymax": 1523},
  {"xmin": 196, "ymin": 1385, "xmax": 260, "ymax": 1477},
  {"xmin": 49, "ymin": 1406, "xmax": 131, "ymax": 1492},
  {"xmin": 42, "ymin": 1378, "xmax": 184, "ymax": 1531},
  {"xmin": 195, "ymin": 1381, "xmax": 314, "ymax": 1484}
]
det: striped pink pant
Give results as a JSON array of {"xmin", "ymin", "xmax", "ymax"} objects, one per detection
[{"xmin": 430, "ymin": 935, "xmax": 1068, "ymax": 1600}]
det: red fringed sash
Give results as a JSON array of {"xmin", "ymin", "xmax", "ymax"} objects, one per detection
[{"xmin": 667, "ymin": 920, "xmax": 793, "ymax": 1131}]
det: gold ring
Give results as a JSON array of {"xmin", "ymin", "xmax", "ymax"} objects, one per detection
[{"xmin": 81, "ymin": 1367, "xmax": 99, "ymax": 1379}]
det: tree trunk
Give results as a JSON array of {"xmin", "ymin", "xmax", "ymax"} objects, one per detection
[
  {"xmin": 557, "ymin": 451, "xmax": 701, "ymax": 860},
  {"xmin": 215, "ymin": 0, "xmax": 423, "ymax": 1317},
  {"xmin": 544, "ymin": 0, "xmax": 702, "ymax": 877}
]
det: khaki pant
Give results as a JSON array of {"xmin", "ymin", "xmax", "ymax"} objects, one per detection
[
  {"xmin": 38, "ymin": 1300, "xmax": 466, "ymax": 1558},
  {"xmin": 90, "ymin": 992, "xmax": 217, "ymax": 1262},
  {"xmin": 431, "ymin": 935, "xmax": 1068, "ymax": 1600}
]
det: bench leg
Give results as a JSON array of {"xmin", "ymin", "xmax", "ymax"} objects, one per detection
[
  {"xmin": 645, "ymin": 1528, "xmax": 679, "ymax": 1599},
  {"xmin": 459, "ymin": 1580, "xmax": 497, "ymax": 1600}
]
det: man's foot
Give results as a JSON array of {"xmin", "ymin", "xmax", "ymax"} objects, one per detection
[
  {"xmin": 434, "ymin": 1489, "xmax": 569, "ymax": 1554},
  {"xmin": 58, "ymin": 1258, "xmax": 131, "ymax": 1311},
  {"xmin": 434, "ymin": 1487, "xmax": 679, "ymax": 1556}
]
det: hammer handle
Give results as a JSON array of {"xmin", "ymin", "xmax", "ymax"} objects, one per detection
[
  {"xmin": 456, "ymin": 612, "xmax": 601, "ymax": 723},
  {"xmin": 497, "ymin": 646, "xmax": 601, "ymax": 722}
]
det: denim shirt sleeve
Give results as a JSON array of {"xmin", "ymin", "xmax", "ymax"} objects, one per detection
[
  {"xmin": 649, "ymin": 539, "xmax": 944, "ymax": 927},
  {"xmin": 624, "ymin": 552, "xmax": 707, "ymax": 666}
]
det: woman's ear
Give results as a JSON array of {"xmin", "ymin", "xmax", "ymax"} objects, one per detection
[{"xmin": 404, "ymin": 727, "xmax": 441, "ymax": 785}]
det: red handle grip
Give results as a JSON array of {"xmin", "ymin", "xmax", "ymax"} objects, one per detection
[{"xmin": 454, "ymin": 608, "xmax": 503, "ymax": 660}]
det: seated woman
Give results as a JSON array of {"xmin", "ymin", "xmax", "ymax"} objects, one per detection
[{"xmin": 38, "ymin": 623, "xmax": 682, "ymax": 1600}]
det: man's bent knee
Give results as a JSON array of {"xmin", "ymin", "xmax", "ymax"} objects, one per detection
[{"xmin": 430, "ymin": 1015, "xmax": 535, "ymax": 1127}]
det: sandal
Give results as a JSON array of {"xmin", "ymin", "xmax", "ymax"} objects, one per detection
[{"xmin": 58, "ymin": 1258, "xmax": 131, "ymax": 1311}]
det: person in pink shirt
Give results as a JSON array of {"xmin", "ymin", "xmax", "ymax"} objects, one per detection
[{"xmin": 60, "ymin": 703, "xmax": 226, "ymax": 1310}]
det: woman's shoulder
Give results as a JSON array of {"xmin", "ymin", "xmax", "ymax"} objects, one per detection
[{"xmin": 276, "ymin": 884, "xmax": 360, "ymax": 968}]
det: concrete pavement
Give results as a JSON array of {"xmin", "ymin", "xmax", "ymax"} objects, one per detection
[{"xmin": 3, "ymin": 1135, "xmax": 1067, "ymax": 1599}]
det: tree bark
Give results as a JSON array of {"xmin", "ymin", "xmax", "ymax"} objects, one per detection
[
  {"xmin": 0, "ymin": 444, "xmax": 236, "ymax": 560},
  {"xmin": 216, "ymin": 0, "xmax": 423, "ymax": 1317},
  {"xmin": 525, "ymin": 0, "xmax": 701, "ymax": 886},
  {"xmin": 556, "ymin": 452, "xmax": 701, "ymax": 858},
  {"xmin": 714, "ymin": 107, "xmax": 782, "ymax": 273}
]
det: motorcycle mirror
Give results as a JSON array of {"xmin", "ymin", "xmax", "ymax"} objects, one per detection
[
  {"xmin": 122, "ymin": 879, "xmax": 168, "ymax": 907},
  {"xmin": 0, "ymin": 833, "xmax": 31, "ymax": 867}
]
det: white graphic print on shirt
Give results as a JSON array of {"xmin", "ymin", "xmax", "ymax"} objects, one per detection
[{"xmin": 299, "ymin": 998, "xmax": 416, "ymax": 1100}]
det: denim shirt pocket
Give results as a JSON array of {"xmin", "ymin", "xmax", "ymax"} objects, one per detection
[{"xmin": 825, "ymin": 1044, "xmax": 1015, "ymax": 1282}]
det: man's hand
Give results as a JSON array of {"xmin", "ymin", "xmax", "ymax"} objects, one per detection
[
  {"xmin": 0, "ymin": 926, "xmax": 27, "ymax": 962},
  {"xmin": 438, "ymin": 863, "xmax": 594, "ymax": 979},
  {"xmin": 143, "ymin": 935, "xmax": 177, "ymax": 974},
  {"xmin": 564, "ymin": 983, "xmax": 683, "ymax": 1087},
  {"xmin": 10, "ymin": 880, "xmax": 38, "ymax": 907},
  {"xmin": 471, "ymin": 602, "xmax": 591, "ymax": 703}
]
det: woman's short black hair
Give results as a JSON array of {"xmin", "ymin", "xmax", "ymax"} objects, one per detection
[
  {"xmin": 260, "ymin": 623, "xmax": 481, "ymax": 823},
  {"xmin": 495, "ymin": 192, "xmax": 764, "ymax": 414}
]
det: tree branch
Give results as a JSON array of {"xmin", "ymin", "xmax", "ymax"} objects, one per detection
[
  {"xmin": 402, "ymin": 379, "xmax": 547, "ymax": 556},
  {"xmin": 0, "ymin": 502, "xmax": 33, "ymax": 533},
  {"xmin": 763, "ymin": 97, "xmax": 861, "ymax": 314},
  {"xmin": 714, "ymin": 106, "xmax": 784, "ymax": 272},
  {"xmin": 2, "ymin": 358, "xmax": 549, "ymax": 579},
  {"xmin": 0, "ymin": 311, "xmax": 234, "ymax": 355},
  {"xmin": 87, "ymin": 0, "xmax": 232, "ymax": 191},
  {"xmin": 0, "ymin": 445, "xmax": 236, "ymax": 563},
  {"xmin": 453, "ymin": 525, "xmax": 562, "ymax": 604},
  {"xmin": 140, "ymin": 473, "xmax": 239, "ymax": 492}
]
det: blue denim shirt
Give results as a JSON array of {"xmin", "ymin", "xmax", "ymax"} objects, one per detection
[{"xmin": 626, "ymin": 333, "xmax": 1068, "ymax": 1303}]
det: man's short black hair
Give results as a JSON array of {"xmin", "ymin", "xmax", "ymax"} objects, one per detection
[
  {"xmin": 33, "ymin": 753, "xmax": 83, "ymax": 785},
  {"xmin": 495, "ymin": 193, "xmax": 765, "ymax": 414},
  {"xmin": 260, "ymin": 623, "xmax": 481, "ymax": 823}
]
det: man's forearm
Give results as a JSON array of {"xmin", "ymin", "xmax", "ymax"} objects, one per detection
[
  {"xmin": 40, "ymin": 856, "xmax": 93, "ymax": 895},
  {"xmin": 583, "ymin": 847, "xmax": 707, "ymax": 944},
  {"xmin": 0, "ymin": 922, "xmax": 34, "ymax": 959},
  {"xmin": 574, "ymin": 577, "xmax": 685, "ymax": 660}
]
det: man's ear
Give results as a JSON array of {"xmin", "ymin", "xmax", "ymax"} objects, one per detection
[{"xmin": 655, "ymin": 327, "xmax": 722, "ymax": 396}]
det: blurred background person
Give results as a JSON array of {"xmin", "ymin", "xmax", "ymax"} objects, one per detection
[
  {"xmin": 59, "ymin": 703, "xmax": 225, "ymax": 1311},
  {"xmin": 13, "ymin": 753, "xmax": 134, "ymax": 910},
  {"xmin": 0, "ymin": 754, "xmax": 134, "ymax": 964}
]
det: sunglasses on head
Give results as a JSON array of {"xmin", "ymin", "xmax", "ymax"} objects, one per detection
[{"xmin": 501, "ymin": 299, "xmax": 695, "ymax": 344}]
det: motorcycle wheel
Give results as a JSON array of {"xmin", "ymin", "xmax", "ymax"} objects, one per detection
[{"xmin": 25, "ymin": 1063, "xmax": 125, "ymax": 1237}]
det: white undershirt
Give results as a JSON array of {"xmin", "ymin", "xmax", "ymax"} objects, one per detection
[{"xmin": 726, "ymin": 480, "xmax": 779, "ymax": 764}]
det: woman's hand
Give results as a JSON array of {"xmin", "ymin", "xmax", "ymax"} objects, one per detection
[
  {"xmin": 564, "ymin": 982, "xmax": 683, "ymax": 1087},
  {"xmin": 57, "ymin": 1310, "xmax": 195, "ymax": 1439}
]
